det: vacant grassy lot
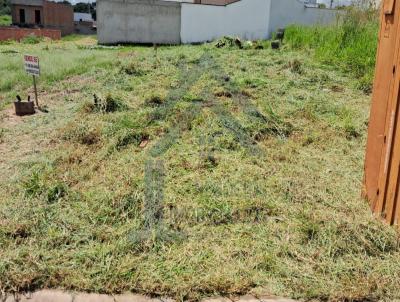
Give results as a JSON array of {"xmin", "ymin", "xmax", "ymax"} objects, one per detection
[{"xmin": 0, "ymin": 36, "xmax": 399, "ymax": 301}]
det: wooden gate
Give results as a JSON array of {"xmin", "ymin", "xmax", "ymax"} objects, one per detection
[{"xmin": 365, "ymin": 0, "xmax": 400, "ymax": 226}]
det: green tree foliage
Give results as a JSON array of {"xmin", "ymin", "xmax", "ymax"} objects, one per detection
[{"xmin": 0, "ymin": 0, "xmax": 10, "ymax": 15}]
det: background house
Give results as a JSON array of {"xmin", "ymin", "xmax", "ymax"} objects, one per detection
[
  {"xmin": 74, "ymin": 12, "xmax": 96, "ymax": 34},
  {"xmin": 74, "ymin": 12, "xmax": 93, "ymax": 22},
  {"xmin": 10, "ymin": 0, "xmax": 74, "ymax": 35}
]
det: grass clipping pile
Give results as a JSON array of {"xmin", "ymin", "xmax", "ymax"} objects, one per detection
[{"xmin": 0, "ymin": 36, "xmax": 400, "ymax": 302}]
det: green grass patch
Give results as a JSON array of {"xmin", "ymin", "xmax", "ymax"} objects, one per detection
[
  {"xmin": 284, "ymin": 7, "xmax": 379, "ymax": 93},
  {"xmin": 0, "ymin": 14, "xmax": 10, "ymax": 26},
  {"xmin": 0, "ymin": 36, "xmax": 115, "ymax": 94}
]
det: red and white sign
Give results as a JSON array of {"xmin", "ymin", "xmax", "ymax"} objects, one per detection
[{"xmin": 24, "ymin": 55, "xmax": 40, "ymax": 76}]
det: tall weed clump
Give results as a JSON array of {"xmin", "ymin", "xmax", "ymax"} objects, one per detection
[{"xmin": 285, "ymin": 4, "xmax": 379, "ymax": 92}]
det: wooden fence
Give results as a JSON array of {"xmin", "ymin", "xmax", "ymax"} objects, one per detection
[{"xmin": 365, "ymin": 0, "xmax": 400, "ymax": 226}]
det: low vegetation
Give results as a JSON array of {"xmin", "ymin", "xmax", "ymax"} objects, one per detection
[
  {"xmin": 1, "ymin": 15, "xmax": 400, "ymax": 302},
  {"xmin": 285, "ymin": 6, "xmax": 379, "ymax": 93},
  {"xmin": 0, "ymin": 0, "xmax": 10, "ymax": 25},
  {"xmin": 0, "ymin": 15, "xmax": 10, "ymax": 26}
]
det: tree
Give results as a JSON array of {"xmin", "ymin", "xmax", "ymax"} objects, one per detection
[
  {"xmin": 73, "ymin": 2, "xmax": 94, "ymax": 13},
  {"xmin": 0, "ymin": 0, "xmax": 11, "ymax": 15}
]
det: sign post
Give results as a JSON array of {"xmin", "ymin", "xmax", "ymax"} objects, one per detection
[{"xmin": 24, "ymin": 55, "xmax": 40, "ymax": 108}]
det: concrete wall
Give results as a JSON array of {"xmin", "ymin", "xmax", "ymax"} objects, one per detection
[
  {"xmin": 97, "ymin": 0, "xmax": 181, "ymax": 44},
  {"xmin": 74, "ymin": 13, "xmax": 93, "ymax": 22},
  {"xmin": 0, "ymin": 27, "xmax": 61, "ymax": 41},
  {"xmin": 74, "ymin": 22, "xmax": 96, "ymax": 35},
  {"xmin": 268, "ymin": 0, "xmax": 337, "ymax": 37},
  {"xmin": 181, "ymin": 0, "xmax": 270, "ymax": 44}
]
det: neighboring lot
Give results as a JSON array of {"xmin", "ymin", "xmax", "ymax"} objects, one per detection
[{"xmin": 0, "ymin": 34, "xmax": 400, "ymax": 301}]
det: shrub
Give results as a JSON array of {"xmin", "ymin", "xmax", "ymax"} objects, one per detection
[
  {"xmin": 144, "ymin": 94, "xmax": 165, "ymax": 107},
  {"xmin": 23, "ymin": 169, "xmax": 44, "ymax": 198},
  {"xmin": 121, "ymin": 62, "xmax": 146, "ymax": 76},
  {"xmin": 21, "ymin": 34, "xmax": 44, "ymax": 45},
  {"xmin": 284, "ymin": 5, "xmax": 379, "ymax": 91},
  {"xmin": 115, "ymin": 130, "xmax": 148, "ymax": 150},
  {"xmin": 215, "ymin": 36, "xmax": 243, "ymax": 49},
  {"xmin": 46, "ymin": 183, "xmax": 67, "ymax": 204},
  {"xmin": 93, "ymin": 94, "xmax": 128, "ymax": 113},
  {"xmin": 0, "ymin": 14, "xmax": 11, "ymax": 26},
  {"xmin": 62, "ymin": 123, "xmax": 101, "ymax": 145}
]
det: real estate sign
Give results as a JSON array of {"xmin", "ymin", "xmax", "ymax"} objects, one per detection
[{"xmin": 24, "ymin": 55, "xmax": 40, "ymax": 76}]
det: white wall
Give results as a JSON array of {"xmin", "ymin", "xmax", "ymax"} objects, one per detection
[
  {"xmin": 268, "ymin": 0, "xmax": 338, "ymax": 37},
  {"xmin": 180, "ymin": 0, "xmax": 271, "ymax": 44},
  {"xmin": 97, "ymin": 0, "xmax": 181, "ymax": 45},
  {"xmin": 74, "ymin": 13, "xmax": 93, "ymax": 22}
]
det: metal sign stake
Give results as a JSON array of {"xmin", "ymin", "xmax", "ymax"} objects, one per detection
[
  {"xmin": 32, "ymin": 75, "xmax": 39, "ymax": 108},
  {"xmin": 24, "ymin": 55, "xmax": 40, "ymax": 108}
]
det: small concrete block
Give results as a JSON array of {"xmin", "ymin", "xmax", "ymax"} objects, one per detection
[
  {"xmin": 201, "ymin": 297, "xmax": 232, "ymax": 302},
  {"xmin": 236, "ymin": 295, "xmax": 259, "ymax": 302},
  {"xmin": 259, "ymin": 297, "xmax": 297, "ymax": 302},
  {"xmin": 4, "ymin": 293, "xmax": 27, "ymax": 302},
  {"xmin": 114, "ymin": 294, "xmax": 155, "ymax": 302},
  {"xmin": 74, "ymin": 293, "xmax": 115, "ymax": 302},
  {"xmin": 158, "ymin": 298, "xmax": 175, "ymax": 302},
  {"xmin": 11, "ymin": 291, "xmax": 73, "ymax": 302},
  {"xmin": 4, "ymin": 294, "xmax": 17, "ymax": 302}
]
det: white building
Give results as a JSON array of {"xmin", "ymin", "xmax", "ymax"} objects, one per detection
[{"xmin": 74, "ymin": 12, "xmax": 93, "ymax": 22}]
